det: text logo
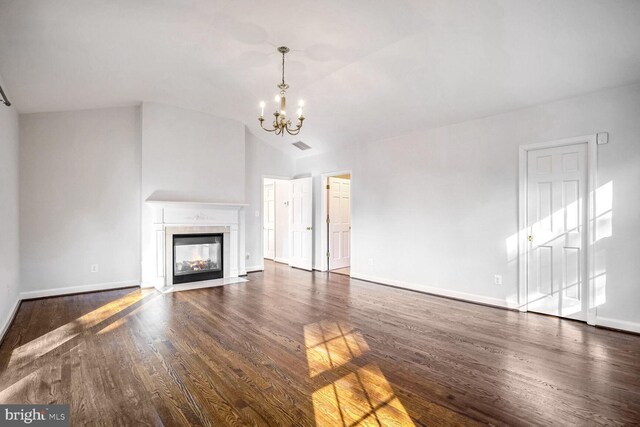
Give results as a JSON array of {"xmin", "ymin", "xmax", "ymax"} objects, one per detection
[{"xmin": 0, "ymin": 405, "xmax": 69, "ymax": 426}]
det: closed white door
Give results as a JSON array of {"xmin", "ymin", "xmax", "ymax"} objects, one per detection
[
  {"xmin": 263, "ymin": 182, "xmax": 275, "ymax": 260},
  {"xmin": 527, "ymin": 143, "xmax": 588, "ymax": 320},
  {"xmin": 289, "ymin": 177, "xmax": 313, "ymax": 270},
  {"xmin": 328, "ymin": 177, "xmax": 351, "ymax": 270}
]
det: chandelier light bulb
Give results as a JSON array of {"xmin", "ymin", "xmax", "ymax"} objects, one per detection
[
  {"xmin": 298, "ymin": 100, "xmax": 304, "ymax": 107},
  {"xmin": 274, "ymin": 94, "xmax": 280, "ymax": 103},
  {"xmin": 259, "ymin": 101, "xmax": 265, "ymax": 117},
  {"xmin": 297, "ymin": 108, "xmax": 302, "ymax": 118}
]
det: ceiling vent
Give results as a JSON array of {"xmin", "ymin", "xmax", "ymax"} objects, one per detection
[{"xmin": 292, "ymin": 141, "xmax": 312, "ymax": 151}]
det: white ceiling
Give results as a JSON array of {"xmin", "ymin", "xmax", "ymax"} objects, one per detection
[{"xmin": 1, "ymin": 0, "xmax": 640, "ymax": 157}]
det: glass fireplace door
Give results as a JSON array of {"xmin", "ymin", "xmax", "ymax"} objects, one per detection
[{"xmin": 172, "ymin": 234, "xmax": 223, "ymax": 284}]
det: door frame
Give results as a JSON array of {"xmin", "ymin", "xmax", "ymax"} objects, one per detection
[
  {"xmin": 319, "ymin": 170, "xmax": 353, "ymax": 272},
  {"xmin": 518, "ymin": 134, "xmax": 597, "ymax": 325},
  {"xmin": 261, "ymin": 175, "xmax": 291, "ymax": 266}
]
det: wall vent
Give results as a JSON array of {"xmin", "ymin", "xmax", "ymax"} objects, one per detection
[{"xmin": 292, "ymin": 141, "xmax": 312, "ymax": 151}]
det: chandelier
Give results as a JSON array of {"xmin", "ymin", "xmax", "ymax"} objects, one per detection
[{"xmin": 258, "ymin": 46, "xmax": 305, "ymax": 136}]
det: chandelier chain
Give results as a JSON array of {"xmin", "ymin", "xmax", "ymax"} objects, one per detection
[{"xmin": 281, "ymin": 50, "xmax": 285, "ymax": 86}]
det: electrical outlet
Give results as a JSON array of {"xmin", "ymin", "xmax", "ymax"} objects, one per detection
[
  {"xmin": 367, "ymin": 258, "xmax": 374, "ymax": 266},
  {"xmin": 91, "ymin": 264, "xmax": 99, "ymax": 273},
  {"xmin": 246, "ymin": 253, "xmax": 250, "ymax": 259},
  {"xmin": 494, "ymin": 274, "xmax": 502, "ymax": 285},
  {"xmin": 255, "ymin": 210, "xmax": 260, "ymax": 217}
]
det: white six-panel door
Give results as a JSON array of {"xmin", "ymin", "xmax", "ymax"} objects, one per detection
[
  {"xmin": 263, "ymin": 182, "xmax": 275, "ymax": 260},
  {"xmin": 289, "ymin": 177, "xmax": 313, "ymax": 270},
  {"xmin": 328, "ymin": 177, "xmax": 351, "ymax": 270},
  {"xmin": 527, "ymin": 143, "xmax": 588, "ymax": 320}
]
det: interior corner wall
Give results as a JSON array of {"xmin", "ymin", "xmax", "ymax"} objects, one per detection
[
  {"xmin": 0, "ymin": 75, "xmax": 20, "ymax": 338},
  {"xmin": 295, "ymin": 83, "xmax": 640, "ymax": 331},
  {"xmin": 244, "ymin": 130, "xmax": 295, "ymax": 271},
  {"xmin": 19, "ymin": 106, "xmax": 142, "ymax": 297}
]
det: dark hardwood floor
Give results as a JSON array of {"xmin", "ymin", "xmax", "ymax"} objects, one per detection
[{"xmin": 1, "ymin": 261, "xmax": 639, "ymax": 426}]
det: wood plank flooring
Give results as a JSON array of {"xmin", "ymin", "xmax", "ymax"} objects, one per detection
[{"xmin": 1, "ymin": 260, "xmax": 639, "ymax": 426}]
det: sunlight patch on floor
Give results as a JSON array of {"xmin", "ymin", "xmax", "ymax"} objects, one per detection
[
  {"xmin": 312, "ymin": 363, "xmax": 415, "ymax": 426},
  {"xmin": 304, "ymin": 320, "xmax": 369, "ymax": 377},
  {"xmin": 8, "ymin": 290, "xmax": 151, "ymax": 367},
  {"xmin": 0, "ymin": 367, "xmax": 42, "ymax": 401},
  {"xmin": 305, "ymin": 321, "xmax": 414, "ymax": 426}
]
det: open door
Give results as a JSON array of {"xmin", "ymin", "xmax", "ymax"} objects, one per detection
[
  {"xmin": 328, "ymin": 177, "xmax": 351, "ymax": 270},
  {"xmin": 289, "ymin": 177, "xmax": 313, "ymax": 270}
]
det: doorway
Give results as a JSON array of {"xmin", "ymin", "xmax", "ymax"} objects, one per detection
[
  {"xmin": 263, "ymin": 178, "xmax": 290, "ymax": 264},
  {"xmin": 519, "ymin": 135, "xmax": 597, "ymax": 324},
  {"xmin": 323, "ymin": 173, "xmax": 351, "ymax": 274}
]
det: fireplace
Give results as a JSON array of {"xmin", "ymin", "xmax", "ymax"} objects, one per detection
[{"xmin": 172, "ymin": 233, "xmax": 223, "ymax": 284}]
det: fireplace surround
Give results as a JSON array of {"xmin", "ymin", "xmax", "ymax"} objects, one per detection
[{"xmin": 142, "ymin": 200, "xmax": 247, "ymax": 289}]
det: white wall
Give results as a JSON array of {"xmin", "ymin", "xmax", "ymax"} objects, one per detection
[
  {"xmin": 140, "ymin": 102, "xmax": 246, "ymax": 285},
  {"xmin": 245, "ymin": 131, "xmax": 295, "ymax": 270},
  {"xmin": 141, "ymin": 102, "xmax": 245, "ymax": 203},
  {"xmin": 19, "ymin": 107, "xmax": 141, "ymax": 297},
  {"xmin": 296, "ymin": 83, "xmax": 640, "ymax": 331},
  {"xmin": 0, "ymin": 74, "xmax": 20, "ymax": 338},
  {"xmin": 274, "ymin": 179, "xmax": 290, "ymax": 262}
]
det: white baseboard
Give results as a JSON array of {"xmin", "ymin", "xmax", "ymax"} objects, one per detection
[
  {"xmin": 245, "ymin": 265, "xmax": 264, "ymax": 273},
  {"xmin": 19, "ymin": 280, "xmax": 140, "ymax": 300},
  {"xmin": 596, "ymin": 316, "xmax": 640, "ymax": 334},
  {"xmin": 140, "ymin": 282, "xmax": 157, "ymax": 289},
  {"xmin": 0, "ymin": 298, "xmax": 21, "ymax": 344},
  {"xmin": 350, "ymin": 272, "xmax": 520, "ymax": 310}
]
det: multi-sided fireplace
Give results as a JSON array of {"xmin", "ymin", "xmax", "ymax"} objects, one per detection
[{"xmin": 172, "ymin": 233, "xmax": 223, "ymax": 284}]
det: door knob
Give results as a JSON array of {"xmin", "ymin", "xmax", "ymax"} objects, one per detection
[
  {"xmin": 528, "ymin": 235, "xmax": 533, "ymax": 242},
  {"xmin": 306, "ymin": 226, "xmax": 312, "ymax": 230}
]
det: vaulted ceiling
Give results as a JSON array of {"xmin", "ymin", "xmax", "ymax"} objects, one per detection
[{"xmin": 1, "ymin": 0, "xmax": 640, "ymax": 156}]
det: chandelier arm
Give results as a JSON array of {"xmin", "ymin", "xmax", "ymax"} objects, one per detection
[
  {"xmin": 285, "ymin": 120, "xmax": 303, "ymax": 133},
  {"xmin": 259, "ymin": 119, "xmax": 277, "ymax": 132},
  {"xmin": 285, "ymin": 124, "xmax": 302, "ymax": 136}
]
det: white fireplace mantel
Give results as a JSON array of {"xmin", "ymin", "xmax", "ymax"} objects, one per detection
[
  {"xmin": 141, "ymin": 199, "xmax": 246, "ymax": 289},
  {"xmin": 145, "ymin": 199, "xmax": 249, "ymax": 208}
]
